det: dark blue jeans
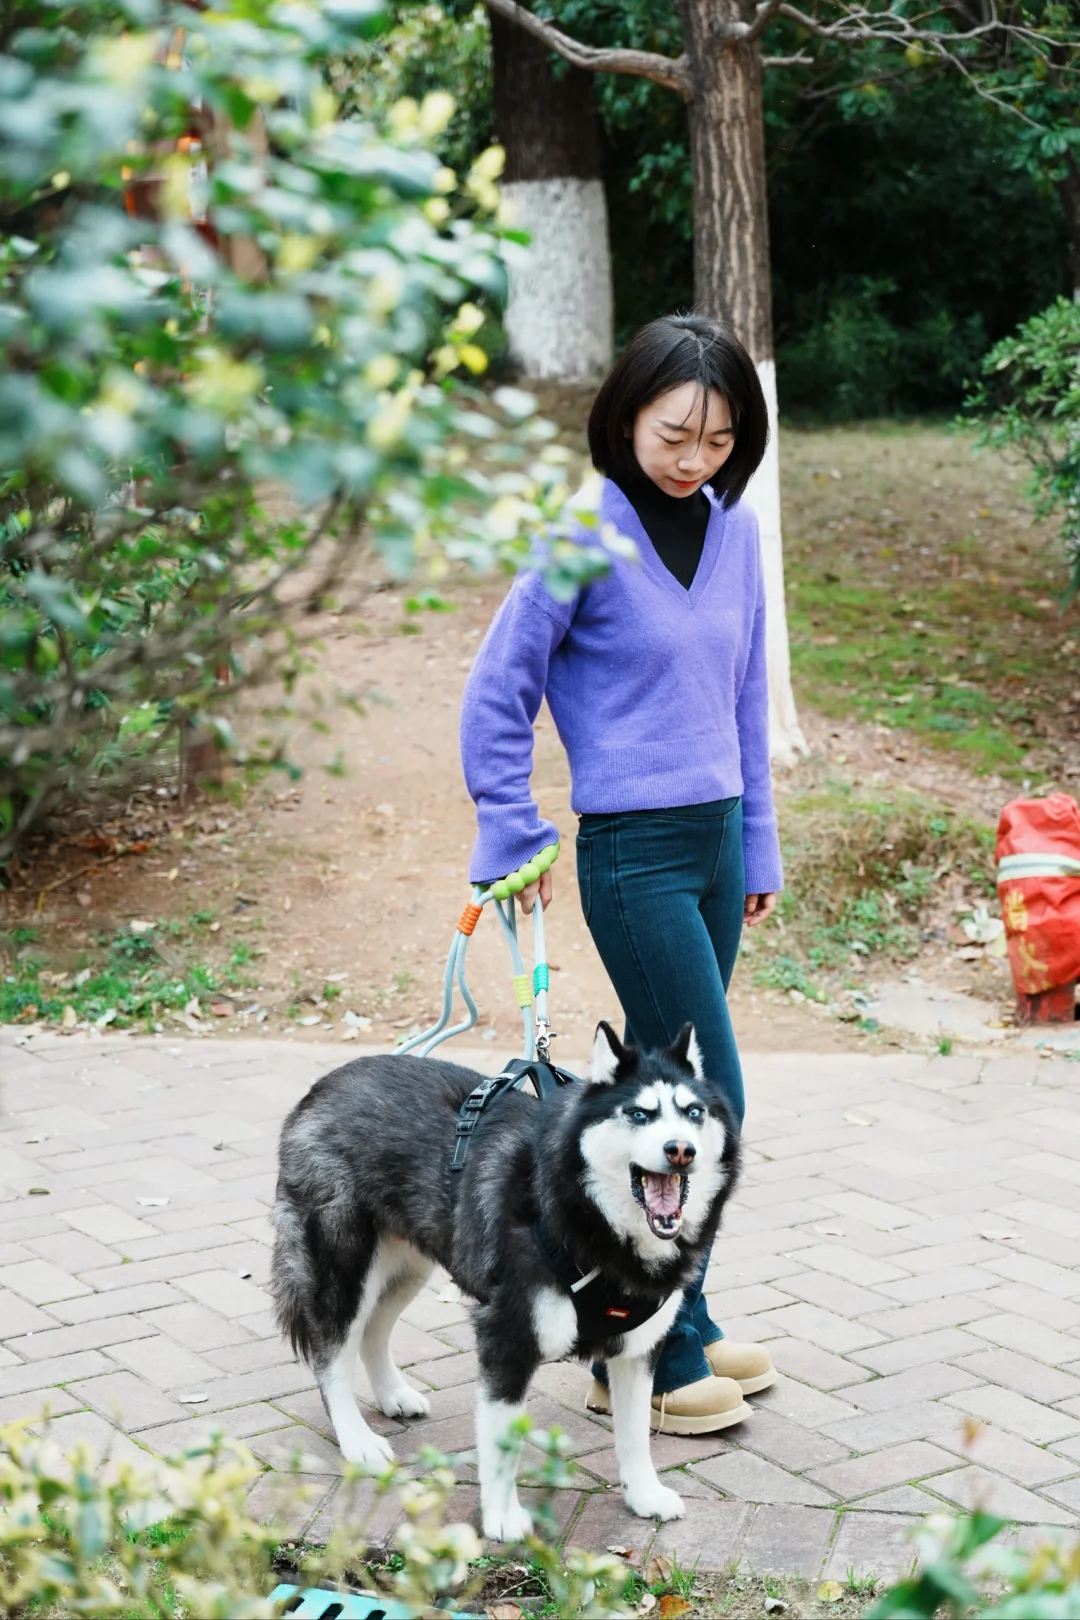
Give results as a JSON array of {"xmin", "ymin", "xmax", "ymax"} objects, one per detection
[{"xmin": 576, "ymin": 798, "xmax": 745, "ymax": 1395}]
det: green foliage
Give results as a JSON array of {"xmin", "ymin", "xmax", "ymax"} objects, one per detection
[
  {"xmin": 865, "ymin": 1509, "xmax": 1063, "ymax": 1618},
  {"xmin": 967, "ymin": 296, "xmax": 1080, "ymax": 599},
  {"xmin": 0, "ymin": 1420, "xmax": 296, "ymax": 1616},
  {"xmin": 770, "ymin": 73, "xmax": 1068, "ymax": 419},
  {"xmin": 0, "ymin": 1415, "xmax": 633, "ymax": 1618},
  {"xmin": 333, "ymin": 2, "xmax": 494, "ymax": 183},
  {"xmin": 0, "ymin": 0, "xmax": 609, "ymax": 863}
]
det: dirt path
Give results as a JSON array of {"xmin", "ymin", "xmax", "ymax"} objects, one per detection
[
  {"xmin": 0, "ymin": 577, "xmax": 1015, "ymax": 1058},
  {"xmin": 6, "ymin": 420, "xmax": 1065, "ymax": 1056}
]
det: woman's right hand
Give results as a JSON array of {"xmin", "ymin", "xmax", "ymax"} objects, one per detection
[{"xmin": 518, "ymin": 868, "xmax": 553, "ymax": 914}]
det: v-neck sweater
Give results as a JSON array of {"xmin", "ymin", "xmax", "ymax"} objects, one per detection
[{"xmin": 459, "ymin": 477, "xmax": 783, "ymax": 896}]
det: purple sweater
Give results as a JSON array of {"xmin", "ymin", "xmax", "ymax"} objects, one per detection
[{"xmin": 459, "ymin": 477, "xmax": 783, "ymax": 896}]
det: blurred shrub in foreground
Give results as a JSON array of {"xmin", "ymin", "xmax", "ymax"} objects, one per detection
[{"xmin": 0, "ymin": 0, "xmax": 610, "ymax": 862}]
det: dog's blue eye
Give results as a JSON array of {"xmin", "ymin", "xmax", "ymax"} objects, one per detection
[
  {"xmin": 629, "ymin": 1109, "xmax": 650, "ymax": 1124},
  {"xmin": 686, "ymin": 1106, "xmax": 703, "ymax": 1121}
]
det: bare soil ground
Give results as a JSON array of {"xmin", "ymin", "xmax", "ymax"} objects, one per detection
[{"xmin": 3, "ymin": 412, "xmax": 1074, "ymax": 1056}]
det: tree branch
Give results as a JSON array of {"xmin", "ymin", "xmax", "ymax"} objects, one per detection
[
  {"xmin": 481, "ymin": 0, "xmax": 693, "ymax": 97},
  {"xmin": 746, "ymin": 0, "xmax": 786, "ymax": 44}
]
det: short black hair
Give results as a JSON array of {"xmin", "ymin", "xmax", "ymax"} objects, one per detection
[{"xmin": 587, "ymin": 314, "xmax": 769, "ymax": 508}]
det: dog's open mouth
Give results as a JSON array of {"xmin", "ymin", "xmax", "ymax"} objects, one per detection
[{"xmin": 631, "ymin": 1165, "xmax": 691, "ymax": 1239}]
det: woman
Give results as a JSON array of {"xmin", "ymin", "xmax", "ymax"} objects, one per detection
[{"xmin": 459, "ymin": 314, "xmax": 781, "ymax": 1435}]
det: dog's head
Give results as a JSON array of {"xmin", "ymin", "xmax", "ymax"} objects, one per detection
[{"xmin": 575, "ymin": 1021, "xmax": 739, "ymax": 1256}]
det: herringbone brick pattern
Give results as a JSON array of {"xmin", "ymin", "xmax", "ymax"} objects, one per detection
[{"xmin": 3, "ymin": 1033, "xmax": 1080, "ymax": 1581}]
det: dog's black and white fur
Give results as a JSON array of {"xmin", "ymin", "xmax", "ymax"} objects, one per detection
[{"xmin": 271, "ymin": 1020, "xmax": 740, "ymax": 1540}]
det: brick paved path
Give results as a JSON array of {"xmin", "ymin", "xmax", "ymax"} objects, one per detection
[{"xmin": 3, "ymin": 1033, "xmax": 1080, "ymax": 1584}]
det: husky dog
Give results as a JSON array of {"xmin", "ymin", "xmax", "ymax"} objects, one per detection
[{"xmin": 271, "ymin": 1020, "xmax": 740, "ymax": 1541}]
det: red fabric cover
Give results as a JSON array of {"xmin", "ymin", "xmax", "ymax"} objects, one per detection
[{"xmin": 996, "ymin": 793, "xmax": 1080, "ymax": 994}]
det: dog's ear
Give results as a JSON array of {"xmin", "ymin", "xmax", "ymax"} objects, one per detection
[
  {"xmin": 669, "ymin": 1021, "xmax": 705, "ymax": 1084},
  {"xmin": 589, "ymin": 1020, "xmax": 626, "ymax": 1085}
]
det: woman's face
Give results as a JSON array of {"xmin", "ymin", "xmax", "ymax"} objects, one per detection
[{"xmin": 630, "ymin": 382, "xmax": 735, "ymax": 499}]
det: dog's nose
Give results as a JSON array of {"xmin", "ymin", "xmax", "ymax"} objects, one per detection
[{"xmin": 664, "ymin": 1140, "xmax": 696, "ymax": 1168}]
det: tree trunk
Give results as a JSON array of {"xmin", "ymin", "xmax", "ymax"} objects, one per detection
[
  {"xmin": 490, "ymin": 14, "xmax": 614, "ymax": 382},
  {"xmin": 681, "ymin": 0, "xmax": 806, "ymax": 766}
]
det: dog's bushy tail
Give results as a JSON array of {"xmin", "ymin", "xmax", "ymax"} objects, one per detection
[{"xmin": 270, "ymin": 1191, "xmax": 318, "ymax": 1363}]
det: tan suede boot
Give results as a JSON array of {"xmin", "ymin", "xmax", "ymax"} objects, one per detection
[
  {"xmin": 704, "ymin": 1339, "xmax": 777, "ymax": 1394},
  {"xmin": 586, "ymin": 1373, "xmax": 749, "ymax": 1434}
]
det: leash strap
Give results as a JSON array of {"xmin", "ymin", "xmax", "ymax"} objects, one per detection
[{"xmin": 447, "ymin": 1058, "xmax": 580, "ymax": 1178}]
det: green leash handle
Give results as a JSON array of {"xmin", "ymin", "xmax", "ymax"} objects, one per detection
[{"xmin": 488, "ymin": 840, "xmax": 560, "ymax": 901}]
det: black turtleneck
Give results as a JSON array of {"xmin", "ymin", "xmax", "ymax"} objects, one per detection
[{"xmin": 623, "ymin": 476, "xmax": 710, "ymax": 591}]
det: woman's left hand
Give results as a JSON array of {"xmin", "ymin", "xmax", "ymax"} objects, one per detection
[{"xmin": 744, "ymin": 892, "xmax": 777, "ymax": 928}]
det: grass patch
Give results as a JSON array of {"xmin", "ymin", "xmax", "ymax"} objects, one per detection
[
  {"xmin": 746, "ymin": 784, "xmax": 996, "ymax": 1000},
  {"xmin": 0, "ymin": 917, "xmax": 258, "ymax": 1030},
  {"xmin": 781, "ymin": 424, "xmax": 1080, "ymax": 779}
]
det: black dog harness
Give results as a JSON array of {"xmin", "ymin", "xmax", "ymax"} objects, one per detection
[{"xmin": 448, "ymin": 1058, "xmax": 668, "ymax": 1340}]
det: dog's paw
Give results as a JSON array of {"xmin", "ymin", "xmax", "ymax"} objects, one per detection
[
  {"xmin": 338, "ymin": 1428, "xmax": 395, "ymax": 1469},
  {"xmin": 379, "ymin": 1384, "xmax": 430, "ymax": 1420},
  {"xmin": 482, "ymin": 1501, "xmax": 533, "ymax": 1544},
  {"xmin": 624, "ymin": 1480, "xmax": 685, "ymax": 1522}
]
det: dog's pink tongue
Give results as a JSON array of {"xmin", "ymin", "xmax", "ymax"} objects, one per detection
[{"xmin": 642, "ymin": 1172, "xmax": 681, "ymax": 1217}]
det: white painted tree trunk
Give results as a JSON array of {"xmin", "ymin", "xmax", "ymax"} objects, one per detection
[
  {"xmin": 502, "ymin": 177, "xmax": 614, "ymax": 383},
  {"xmin": 743, "ymin": 359, "xmax": 808, "ymax": 766}
]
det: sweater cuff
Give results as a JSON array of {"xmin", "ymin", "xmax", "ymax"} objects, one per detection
[
  {"xmin": 469, "ymin": 802, "xmax": 561, "ymax": 886},
  {"xmin": 742, "ymin": 816, "xmax": 784, "ymax": 896}
]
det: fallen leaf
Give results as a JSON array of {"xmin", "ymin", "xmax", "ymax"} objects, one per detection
[
  {"xmin": 490, "ymin": 1605, "xmax": 523, "ymax": 1620},
  {"xmin": 166, "ymin": 867, "xmax": 178, "ymax": 881},
  {"xmin": 28, "ymin": 1187, "xmax": 49, "ymax": 1196},
  {"xmin": 637, "ymin": 1596, "xmax": 657, "ymax": 1615},
  {"xmin": 439, "ymin": 1282, "xmax": 462, "ymax": 1304},
  {"xmin": 209, "ymin": 920, "xmax": 221, "ymax": 932},
  {"xmin": 606, "ymin": 1545, "xmax": 635, "ymax": 1559},
  {"xmin": 657, "ymin": 1598, "xmax": 691, "ymax": 1619},
  {"xmin": 95, "ymin": 1008, "xmax": 117, "ymax": 1029},
  {"xmin": 137, "ymin": 1196, "xmax": 169, "ymax": 1208},
  {"xmin": 77, "ymin": 891, "xmax": 92, "ymax": 908},
  {"xmin": 283, "ymin": 897, "xmax": 292, "ymax": 912},
  {"xmin": 816, "ymin": 1580, "xmax": 844, "ymax": 1604},
  {"xmin": 178, "ymin": 1392, "xmax": 209, "ymax": 1404},
  {"xmin": 17, "ymin": 1004, "xmax": 38, "ymax": 1023},
  {"xmin": 184, "ymin": 997, "xmax": 202, "ymax": 1019},
  {"xmin": 209, "ymin": 1003, "xmax": 231, "ymax": 1017},
  {"xmin": 813, "ymin": 1226, "xmax": 844, "ymax": 1237},
  {"xmin": 129, "ymin": 919, "xmax": 154, "ymax": 935},
  {"xmin": 645, "ymin": 1554, "xmax": 674, "ymax": 1587},
  {"xmin": 61, "ymin": 1005, "xmax": 77, "ymax": 1031},
  {"xmin": 297, "ymin": 1014, "xmax": 322, "ymax": 1026},
  {"xmin": 844, "ymin": 1112, "xmax": 872, "ymax": 1126},
  {"xmin": 340, "ymin": 1027, "xmax": 359, "ymax": 1042}
]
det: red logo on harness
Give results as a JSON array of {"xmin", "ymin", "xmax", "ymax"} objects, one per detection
[{"xmin": 605, "ymin": 1307, "xmax": 631, "ymax": 1319}]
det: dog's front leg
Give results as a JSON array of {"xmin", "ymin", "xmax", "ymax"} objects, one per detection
[
  {"xmin": 475, "ymin": 1383, "xmax": 533, "ymax": 1543},
  {"xmin": 608, "ymin": 1354, "xmax": 685, "ymax": 1521}
]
